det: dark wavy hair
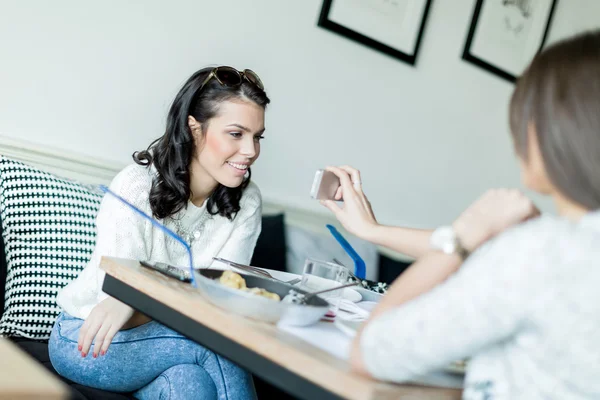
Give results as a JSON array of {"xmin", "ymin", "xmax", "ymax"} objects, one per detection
[{"xmin": 133, "ymin": 67, "xmax": 270, "ymax": 220}]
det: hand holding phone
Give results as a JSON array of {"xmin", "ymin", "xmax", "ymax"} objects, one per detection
[
  {"xmin": 316, "ymin": 166, "xmax": 379, "ymax": 242},
  {"xmin": 310, "ymin": 169, "xmax": 341, "ymax": 200}
]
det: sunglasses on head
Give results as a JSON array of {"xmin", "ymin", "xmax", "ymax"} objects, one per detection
[{"xmin": 198, "ymin": 66, "xmax": 264, "ymax": 93}]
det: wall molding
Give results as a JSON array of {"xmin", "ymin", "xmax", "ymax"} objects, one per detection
[
  {"xmin": 0, "ymin": 134, "xmax": 411, "ymax": 262},
  {"xmin": 0, "ymin": 135, "xmax": 122, "ymax": 185}
]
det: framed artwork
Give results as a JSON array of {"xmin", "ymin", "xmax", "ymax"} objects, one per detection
[
  {"xmin": 317, "ymin": 0, "xmax": 433, "ymax": 66},
  {"xmin": 462, "ymin": 0, "xmax": 559, "ymax": 82}
]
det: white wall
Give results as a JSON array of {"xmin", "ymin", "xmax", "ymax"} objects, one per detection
[{"xmin": 1, "ymin": 0, "xmax": 599, "ymax": 229}]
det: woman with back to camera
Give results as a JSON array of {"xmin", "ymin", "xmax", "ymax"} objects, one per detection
[
  {"xmin": 323, "ymin": 31, "xmax": 600, "ymax": 399},
  {"xmin": 49, "ymin": 66, "xmax": 270, "ymax": 399}
]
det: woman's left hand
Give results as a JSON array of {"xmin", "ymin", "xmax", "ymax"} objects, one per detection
[
  {"xmin": 453, "ymin": 188, "xmax": 540, "ymax": 252},
  {"xmin": 320, "ymin": 165, "xmax": 378, "ymax": 240}
]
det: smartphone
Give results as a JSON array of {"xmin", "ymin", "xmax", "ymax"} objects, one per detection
[
  {"xmin": 139, "ymin": 260, "xmax": 192, "ymax": 282},
  {"xmin": 310, "ymin": 169, "xmax": 341, "ymax": 200}
]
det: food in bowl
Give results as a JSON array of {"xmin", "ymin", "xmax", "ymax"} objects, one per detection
[
  {"xmin": 219, "ymin": 269, "xmax": 247, "ymax": 289},
  {"xmin": 219, "ymin": 270, "xmax": 281, "ymax": 301}
]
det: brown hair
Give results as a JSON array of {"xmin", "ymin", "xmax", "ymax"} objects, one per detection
[{"xmin": 509, "ymin": 30, "xmax": 600, "ymax": 210}]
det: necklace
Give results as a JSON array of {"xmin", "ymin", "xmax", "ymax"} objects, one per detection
[{"xmin": 172, "ymin": 212, "xmax": 211, "ymax": 244}]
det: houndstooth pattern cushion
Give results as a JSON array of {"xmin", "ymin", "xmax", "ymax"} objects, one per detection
[{"xmin": 0, "ymin": 156, "xmax": 102, "ymax": 339}]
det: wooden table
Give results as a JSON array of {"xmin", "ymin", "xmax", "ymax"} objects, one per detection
[
  {"xmin": 100, "ymin": 257, "xmax": 462, "ymax": 400},
  {"xmin": 0, "ymin": 339, "xmax": 68, "ymax": 400}
]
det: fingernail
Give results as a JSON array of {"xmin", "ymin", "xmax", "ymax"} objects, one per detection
[
  {"xmin": 100, "ymin": 350, "xmax": 105, "ymax": 356},
  {"xmin": 81, "ymin": 352, "xmax": 86, "ymax": 357},
  {"xmin": 93, "ymin": 353, "xmax": 97, "ymax": 358},
  {"xmin": 78, "ymin": 345, "xmax": 82, "ymax": 351}
]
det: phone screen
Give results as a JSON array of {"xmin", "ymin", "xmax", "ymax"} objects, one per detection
[{"xmin": 310, "ymin": 169, "xmax": 341, "ymax": 200}]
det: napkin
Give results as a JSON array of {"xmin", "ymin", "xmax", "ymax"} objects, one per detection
[{"xmin": 336, "ymin": 300, "xmax": 377, "ymax": 321}]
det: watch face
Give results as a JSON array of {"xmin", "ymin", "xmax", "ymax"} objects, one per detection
[{"xmin": 431, "ymin": 226, "xmax": 457, "ymax": 254}]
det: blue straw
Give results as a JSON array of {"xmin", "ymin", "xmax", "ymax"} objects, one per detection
[
  {"xmin": 325, "ymin": 224, "xmax": 366, "ymax": 280},
  {"xmin": 99, "ymin": 185, "xmax": 198, "ymax": 288}
]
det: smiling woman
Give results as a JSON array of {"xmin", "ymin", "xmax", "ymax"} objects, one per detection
[
  {"xmin": 135, "ymin": 66, "xmax": 269, "ymax": 221},
  {"xmin": 47, "ymin": 66, "xmax": 271, "ymax": 400},
  {"xmin": 188, "ymin": 100, "xmax": 266, "ymax": 199}
]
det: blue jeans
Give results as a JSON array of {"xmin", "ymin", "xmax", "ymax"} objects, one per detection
[{"xmin": 49, "ymin": 312, "xmax": 257, "ymax": 400}]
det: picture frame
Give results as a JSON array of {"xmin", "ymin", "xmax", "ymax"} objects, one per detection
[
  {"xmin": 462, "ymin": 0, "xmax": 559, "ymax": 83},
  {"xmin": 317, "ymin": 0, "xmax": 434, "ymax": 66}
]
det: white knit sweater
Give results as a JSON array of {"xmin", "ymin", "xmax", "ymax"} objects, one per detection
[
  {"xmin": 57, "ymin": 163, "xmax": 262, "ymax": 320},
  {"xmin": 361, "ymin": 211, "xmax": 600, "ymax": 399}
]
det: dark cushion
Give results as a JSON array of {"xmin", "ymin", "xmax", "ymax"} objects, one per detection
[
  {"xmin": 378, "ymin": 253, "xmax": 412, "ymax": 285},
  {"xmin": 250, "ymin": 213, "xmax": 286, "ymax": 272}
]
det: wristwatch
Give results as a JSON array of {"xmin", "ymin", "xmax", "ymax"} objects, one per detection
[{"xmin": 430, "ymin": 226, "xmax": 470, "ymax": 260}]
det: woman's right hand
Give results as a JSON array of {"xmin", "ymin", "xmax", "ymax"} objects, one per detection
[
  {"xmin": 78, "ymin": 296, "xmax": 135, "ymax": 358},
  {"xmin": 320, "ymin": 165, "xmax": 379, "ymax": 240}
]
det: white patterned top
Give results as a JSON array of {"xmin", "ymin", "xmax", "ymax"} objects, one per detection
[
  {"xmin": 361, "ymin": 211, "xmax": 600, "ymax": 400},
  {"xmin": 57, "ymin": 163, "xmax": 262, "ymax": 320}
]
